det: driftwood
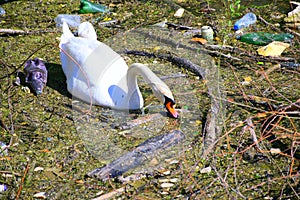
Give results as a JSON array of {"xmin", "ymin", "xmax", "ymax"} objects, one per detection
[
  {"xmin": 87, "ymin": 130, "xmax": 184, "ymax": 180},
  {"xmin": 124, "ymin": 49, "xmax": 207, "ymax": 77}
]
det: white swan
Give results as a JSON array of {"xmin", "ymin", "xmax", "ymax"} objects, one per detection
[{"xmin": 59, "ymin": 21, "xmax": 178, "ymax": 118}]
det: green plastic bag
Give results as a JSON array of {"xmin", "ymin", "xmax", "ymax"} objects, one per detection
[
  {"xmin": 79, "ymin": 0, "xmax": 108, "ymax": 14},
  {"xmin": 240, "ymin": 32, "xmax": 294, "ymax": 45}
]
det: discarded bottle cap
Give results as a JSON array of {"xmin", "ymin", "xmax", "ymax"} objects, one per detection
[
  {"xmin": 55, "ymin": 14, "xmax": 81, "ymax": 28},
  {"xmin": 201, "ymin": 26, "xmax": 214, "ymax": 41}
]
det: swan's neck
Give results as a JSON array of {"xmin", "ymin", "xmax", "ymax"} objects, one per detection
[
  {"xmin": 124, "ymin": 63, "xmax": 167, "ymax": 110},
  {"xmin": 125, "ymin": 64, "xmax": 143, "ymax": 110}
]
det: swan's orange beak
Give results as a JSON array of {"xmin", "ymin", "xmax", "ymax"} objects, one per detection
[{"xmin": 164, "ymin": 96, "xmax": 178, "ymax": 118}]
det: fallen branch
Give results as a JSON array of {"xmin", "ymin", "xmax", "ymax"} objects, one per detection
[
  {"xmin": 124, "ymin": 49, "xmax": 207, "ymax": 77},
  {"xmin": 16, "ymin": 159, "xmax": 30, "ymax": 200},
  {"xmin": 0, "ymin": 28, "xmax": 56, "ymax": 36},
  {"xmin": 87, "ymin": 130, "xmax": 184, "ymax": 180},
  {"xmin": 257, "ymin": 15, "xmax": 281, "ymax": 32}
]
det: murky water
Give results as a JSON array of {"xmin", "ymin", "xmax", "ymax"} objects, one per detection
[{"xmin": 71, "ymin": 26, "xmax": 215, "ymax": 174}]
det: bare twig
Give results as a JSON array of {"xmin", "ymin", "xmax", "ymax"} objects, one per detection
[
  {"xmin": 0, "ymin": 28, "xmax": 56, "ymax": 36},
  {"xmin": 16, "ymin": 159, "xmax": 30, "ymax": 200},
  {"xmin": 257, "ymin": 15, "xmax": 281, "ymax": 32},
  {"xmin": 246, "ymin": 117, "xmax": 262, "ymax": 150},
  {"xmin": 285, "ymin": 28, "xmax": 300, "ymax": 37}
]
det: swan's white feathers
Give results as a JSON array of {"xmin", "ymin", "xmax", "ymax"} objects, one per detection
[{"xmin": 59, "ymin": 22, "xmax": 176, "ymax": 114}]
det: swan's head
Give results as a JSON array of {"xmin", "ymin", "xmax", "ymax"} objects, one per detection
[
  {"xmin": 153, "ymin": 84, "xmax": 178, "ymax": 118},
  {"xmin": 78, "ymin": 22, "xmax": 97, "ymax": 40}
]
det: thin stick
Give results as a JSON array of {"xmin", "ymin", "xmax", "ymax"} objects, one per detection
[
  {"xmin": 16, "ymin": 160, "xmax": 30, "ymax": 200},
  {"xmin": 0, "ymin": 28, "xmax": 56, "ymax": 35}
]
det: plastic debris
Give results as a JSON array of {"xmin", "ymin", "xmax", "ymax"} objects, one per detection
[
  {"xmin": 201, "ymin": 26, "xmax": 214, "ymax": 41},
  {"xmin": 257, "ymin": 41, "xmax": 290, "ymax": 57},
  {"xmin": 0, "ymin": 6, "xmax": 5, "ymax": 16},
  {"xmin": 234, "ymin": 12, "xmax": 257, "ymax": 30},
  {"xmin": 191, "ymin": 37, "xmax": 207, "ymax": 45},
  {"xmin": 284, "ymin": 2, "xmax": 300, "ymax": 28},
  {"xmin": 13, "ymin": 76, "xmax": 21, "ymax": 86},
  {"xmin": 55, "ymin": 14, "xmax": 81, "ymax": 28},
  {"xmin": 153, "ymin": 19, "xmax": 168, "ymax": 28},
  {"xmin": 241, "ymin": 76, "xmax": 252, "ymax": 85},
  {"xmin": 239, "ymin": 32, "xmax": 294, "ymax": 45},
  {"xmin": 79, "ymin": 0, "xmax": 108, "ymax": 14},
  {"xmin": 0, "ymin": 184, "xmax": 7, "ymax": 192},
  {"xmin": 200, "ymin": 166, "xmax": 212, "ymax": 174},
  {"xmin": 174, "ymin": 8, "xmax": 184, "ymax": 18},
  {"xmin": 0, "ymin": 142, "xmax": 8, "ymax": 156},
  {"xmin": 280, "ymin": 62, "xmax": 300, "ymax": 69},
  {"xmin": 98, "ymin": 19, "xmax": 117, "ymax": 27},
  {"xmin": 24, "ymin": 58, "xmax": 48, "ymax": 95}
]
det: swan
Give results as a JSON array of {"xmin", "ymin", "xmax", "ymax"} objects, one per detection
[{"xmin": 59, "ymin": 21, "xmax": 178, "ymax": 118}]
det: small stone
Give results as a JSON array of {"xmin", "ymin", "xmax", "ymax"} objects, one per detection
[
  {"xmin": 33, "ymin": 192, "xmax": 46, "ymax": 199},
  {"xmin": 158, "ymin": 178, "xmax": 170, "ymax": 183},
  {"xmin": 149, "ymin": 157, "xmax": 159, "ymax": 166},
  {"xmin": 168, "ymin": 160, "xmax": 179, "ymax": 164},
  {"xmin": 22, "ymin": 86, "xmax": 31, "ymax": 93},
  {"xmin": 174, "ymin": 8, "xmax": 184, "ymax": 18},
  {"xmin": 162, "ymin": 170, "xmax": 171, "ymax": 175},
  {"xmin": 270, "ymin": 148, "xmax": 281, "ymax": 154},
  {"xmin": 160, "ymin": 191, "xmax": 169, "ymax": 195},
  {"xmin": 34, "ymin": 167, "xmax": 44, "ymax": 172},
  {"xmin": 161, "ymin": 182, "xmax": 174, "ymax": 188},
  {"xmin": 169, "ymin": 178, "xmax": 179, "ymax": 183}
]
